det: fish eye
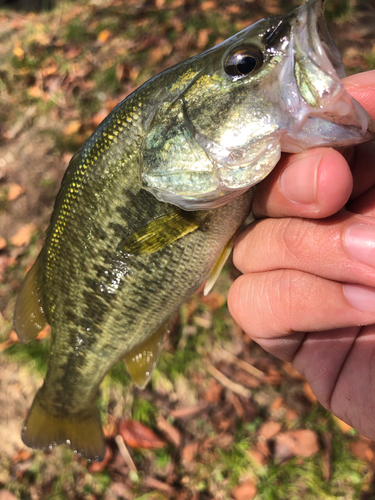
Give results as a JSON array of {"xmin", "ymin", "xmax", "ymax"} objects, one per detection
[{"xmin": 224, "ymin": 46, "xmax": 263, "ymax": 78}]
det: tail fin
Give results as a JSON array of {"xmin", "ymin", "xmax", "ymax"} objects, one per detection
[{"xmin": 22, "ymin": 388, "xmax": 105, "ymax": 461}]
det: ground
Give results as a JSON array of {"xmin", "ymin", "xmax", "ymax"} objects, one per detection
[{"xmin": 1, "ymin": 0, "xmax": 375, "ymax": 499}]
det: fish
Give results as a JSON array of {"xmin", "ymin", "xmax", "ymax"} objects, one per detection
[{"xmin": 14, "ymin": 0, "xmax": 374, "ymax": 461}]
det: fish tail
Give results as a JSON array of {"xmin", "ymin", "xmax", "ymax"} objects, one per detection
[{"xmin": 22, "ymin": 388, "xmax": 105, "ymax": 461}]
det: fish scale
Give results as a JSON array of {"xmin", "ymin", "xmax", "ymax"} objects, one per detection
[{"xmin": 14, "ymin": 0, "xmax": 374, "ymax": 460}]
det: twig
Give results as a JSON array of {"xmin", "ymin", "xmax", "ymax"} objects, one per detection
[
  {"xmin": 207, "ymin": 363, "xmax": 252, "ymax": 399},
  {"xmin": 115, "ymin": 434, "xmax": 137, "ymax": 472},
  {"xmin": 213, "ymin": 341, "xmax": 266, "ymax": 379}
]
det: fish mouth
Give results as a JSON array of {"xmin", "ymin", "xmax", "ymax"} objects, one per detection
[{"xmin": 279, "ymin": 0, "xmax": 374, "ymax": 152}]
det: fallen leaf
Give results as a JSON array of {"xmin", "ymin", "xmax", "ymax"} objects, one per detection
[
  {"xmin": 10, "ymin": 224, "xmax": 37, "ymax": 247},
  {"xmin": 0, "ymin": 330, "xmax": 20, "ymax": 351},
  {"xmin": 333, "ymin": 416, "xmax": 353, "ymax": 434},
  {"xmin": 197, "ymin": 28, "xmax": 212, "ymax": 49},
  {"xmin": 231, "ymin": 479, "xmax": 257, "ymax": 500},
  {"xmin": 11, "ymin": 449, "xmax": 33, "ymax": 463},
  {"xmin": 200, "ymin": 0, "xmax": 216, "ymax": 11},
  {"xmin": 349, "ymin": 440, "xmax": 375, "ymax": 462},
  {"xmin": 143, "ymin": 477, "xmax": 176, "ymax": 494},
  {"xmin": 170, "ymin": 403, "xmax": 208, "ymax": 419},
  {"xmin": 89, "ymin": 443, "xmax": 113, "ymax": 473},
  {"xmin": 64, "ymin": 120, "xmax": 82, "ymax": 136},
  {"xmin": 282, "ymin": 362, "xmax": 305, "ymax": 381},
  {"xmin": 248, "ymin": 449, "xmax": 267, "ymax": 466},
  {"xmin": 118, "ymin": 419, "xmax": 165, "ymax": 449},
  {"xmin": 156, "ymin": 415, "xmax": 181, "ymax": 448},
  {"xmin": 199, "ymin": 291, "xmax": 225, "ymax": 310},
  {"xmin": 182, "ymin": 441, "xmax": 199, "ymax": 463},
  {"xmin": 28, "ymin": 86, "xmax": 43, "ymax": 99},
  {"xmin": 97, "ymin": 29, "xmax": 112, "ymax": 43},
  {"xmin": 303, "ymin": 381, "xmax": 318, "ymax": 403},
  {"xmin": 271, "ymin": 396, "xmax": 284, "ymax": 410},
  {"xmin": 259, "ymin": 421, "xmax": 282, "ymax": 440},
  {"xmin": 7, "ymin": 183, "xmax": 25, "ymax": 201},
  {"xmin": 36, "ymin": 325, "xmax": 51, "ymax": 340},
  {"xmin": 274, "ymin": 430, "xmax": 319, "ymax": 463},
  {"xmin": 0, "ymin": 491, "xmax": 17, "ymax": 500},
  {"xmin": 203, "ymin": 378, "xmax": 223, "ymax": 403},
  {"xmin": 0, "ymin": 237, "xmax": 6, "ymax": 250},
  {"xmin": 13, "ymin": 46, "xmax": 24, "ymax": 60}
]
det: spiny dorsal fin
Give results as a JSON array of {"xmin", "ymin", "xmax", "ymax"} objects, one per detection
[
  {"xmin": 119, "ymin": 211, "xmax": 202, "ymax": 255},
  {"xmin": 124, "ymin": 325, "xmax": 165, "ymax": 389},
  {"xmin": 14, "ymin": 259, "xmax": 48, "ymax": 343},
  {"xmin": 203, "ymin": 231, "xmax": 238, "ymax": 296},
  {"xmin": 22, "ymin": 387, "xmax": 105, "ymax": 462}
]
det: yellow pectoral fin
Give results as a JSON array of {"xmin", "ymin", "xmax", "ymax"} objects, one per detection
[
  {"xmin": 124, "ymin": 325, "xmax": 165, "ymax": 389},
  {"xmin": 14, "ymin": 259, "xmax": 48, "ymax": 343},
  {"xmin": 203, "ymin": 232, "xmax": 238, "ymax": 296},
  {"xmin": 119, "ymin": 211, "xmax": 201, "ymax": 255}
]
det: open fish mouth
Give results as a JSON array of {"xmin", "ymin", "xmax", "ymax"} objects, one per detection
[{"xmin": 280, "ymin": 0, "xmax": 374, "ymax": 152}]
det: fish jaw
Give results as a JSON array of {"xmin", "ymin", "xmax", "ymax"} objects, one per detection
[
  {"xmin": 279, "ymin": 0, "xmax": 375, "ymax": 152},
  {"xmin": 141, "ymin": 0, "xmax": 374, "ymax": 211}
]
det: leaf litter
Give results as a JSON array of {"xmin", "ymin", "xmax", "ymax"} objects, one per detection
[{"xmin": 0, "ymin": 0, "xmax": 375, "ymax": 499}]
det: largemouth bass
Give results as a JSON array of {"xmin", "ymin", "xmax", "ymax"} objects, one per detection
[{"xmin": 14, "ymin": 0, "xmax": 374, "ymax": 460}]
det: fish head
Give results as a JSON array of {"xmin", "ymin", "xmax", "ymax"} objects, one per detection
[{"xmin": 142, "ymin": 0, "xmax": 374, "ymax": 210}]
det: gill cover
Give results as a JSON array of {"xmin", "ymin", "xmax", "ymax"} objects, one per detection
[{"xmin": 141, "ymin": 0, "xmax": 374, "ymax": 210}]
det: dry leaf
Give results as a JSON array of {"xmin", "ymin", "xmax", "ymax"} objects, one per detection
[
  {"xmin": 7, "ymin": 183, "xmax": 25, "ymax": 201},
  {"xmin": 271, "ymin": 396, "xmax": 284, "ymax": 410},
  {"xmin": 118, "ymin": 419, "xmax": 165, "ymax": 449},
  {"xmin": 0, "ymin": 491, "xmax": 18, "ymax": 500},
  {"xmin": 28, "ymin": 86, "xmax": 43, "ymax": 99},
  {"xmin": 10, "ymin": 223, "xmax": 37, "ymax": 247},
  {"xmin": 349, "ymin": 440, "xmax": 375, "ymax": 462},
  {"xmin": 333, "ymin": 416, "xmax": 353, "ymax": 434},
  {"xmin": 13, "ymin": 46, "xmax": 24, "ymax": 60},
  {"xmin": 203, "ymin": 378, "xmax": 223, "ymax": 403},
  {"xmin": 170, "ymin": 403, "xmax": 208, "ymax": 419},
  {"xmin": 143, "ymin": 477, "xmax": 176, "ymax": 494},
  {"xmin": 36, "ymin": 325, "xmax": 51, "ymax": 340},
  {"xmin": 97, "ymin": 29, "xmax": 112, "ymax": 43},
  {"xmin": 259, "ymin": 421, "xmax": 282, "ymax": 440},
  {"xmin": 89, "ymin": 443, "xmax": 113, "ymax": 473},
  {"xmin": 275, "ymin": 430, "xmax": 319, "ymax": 463},
  {"xmin": 64, "ymin": 120, "xmax": 82, "ymax": 136},
  {"xmin": 0, "ymin": 237, "xmax": 6, "ymax": 251},
  {"xmin": 303, "ymin": 381, "xmax": 318, "ymax": 403},
  {"xmin": 182, "ymin": 441, "xmax": 199, "ymax": 463},
  {"xmin": 200, "ymin": 0, "xmax": 216, "ymax": 11},
  {"xmin": 156, "ymin": 415, "xmax": 181, "ymax": 448},
  {"xmin": 231, "ymin": 479, "xmax": 257, "ymax": 500}
]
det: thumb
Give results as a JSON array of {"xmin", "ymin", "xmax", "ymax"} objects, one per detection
[{"xmin": 343, "ymin": 70, "xmax": 375, "ymax": 119}]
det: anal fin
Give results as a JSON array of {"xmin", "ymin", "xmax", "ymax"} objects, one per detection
[
  {"xmin": 14, "ymin": 259, "xmax": 48, "ymax": 343},
  {"xmin": 22, "ymin": 388, "xmax": 105, "ymax": 462},
  {"xmin": 124, "ymin": 325, "xmax": 165, "ymax": 389},
  {"xmin": 203, "ymin": 232, "xmax": 238, "ymax": 296}
]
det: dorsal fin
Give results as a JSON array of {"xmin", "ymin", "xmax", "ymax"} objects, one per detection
[
  {"xmin": 124, "ymin": 325, "xmax": 165, "ymax": 389},
  {"xmin": 14, "ymin": 259, "xmax": 48, "ymax": 343}
]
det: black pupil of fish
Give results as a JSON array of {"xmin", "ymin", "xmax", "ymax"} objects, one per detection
[{"xmin": 237, "ymin": 56, "xmax": 257, "ymax": 75}]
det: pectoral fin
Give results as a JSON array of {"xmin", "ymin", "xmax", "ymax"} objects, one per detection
[
  {"xmin": 119, "ymin": 211, "xmax": 201, "ymax": 255},
  {"xmin": 14, "ymin": 259, "xmax": 48, "ymax": 343},
  {"xmin": 203, "ymin": 232, "xmax": 238, "ymax": 296},
  {"xmin": 124, "ymin": 325, "xmax": 165, "ymax": 389}
]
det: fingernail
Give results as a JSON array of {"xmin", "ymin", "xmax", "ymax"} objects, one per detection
[
  {"xmin": 344, "ymin": 224, "xmax": 375, "ymax": 267},
  {"xmin": 279, "ymin": 154, "xmax": 321, "ymax": 204},
  {"xmin": 344, "ymin": 70, "xmax": 375, "ymax": 88},
  {"xmin": 343, "ymin": 284, "xmax": 375, "ymax": 313}
]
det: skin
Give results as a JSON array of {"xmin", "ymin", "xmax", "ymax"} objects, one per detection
[{"xmin": 228, "ymin": 70, "xmax": 375, "ymax": 440}]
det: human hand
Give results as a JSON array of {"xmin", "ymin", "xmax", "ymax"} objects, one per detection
[{"xmin": 228, "ymin": 70, "xmax": 375, "ymax": 440}]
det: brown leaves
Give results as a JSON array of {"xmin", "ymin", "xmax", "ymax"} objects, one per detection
[
  {"xmin": 118, "ymin": 419, "xmax": 165, "ymax": 450},
  {"xmin": 10, "ymin": 224, "xmax": 37, "ymax": 247},
  {"xmin": 231, "ymin": 479, "xmax": 258, "ymax": 500},
  {"xmin": 274, "ymin": 430, "xmax": 319, "ymax": 464}
]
